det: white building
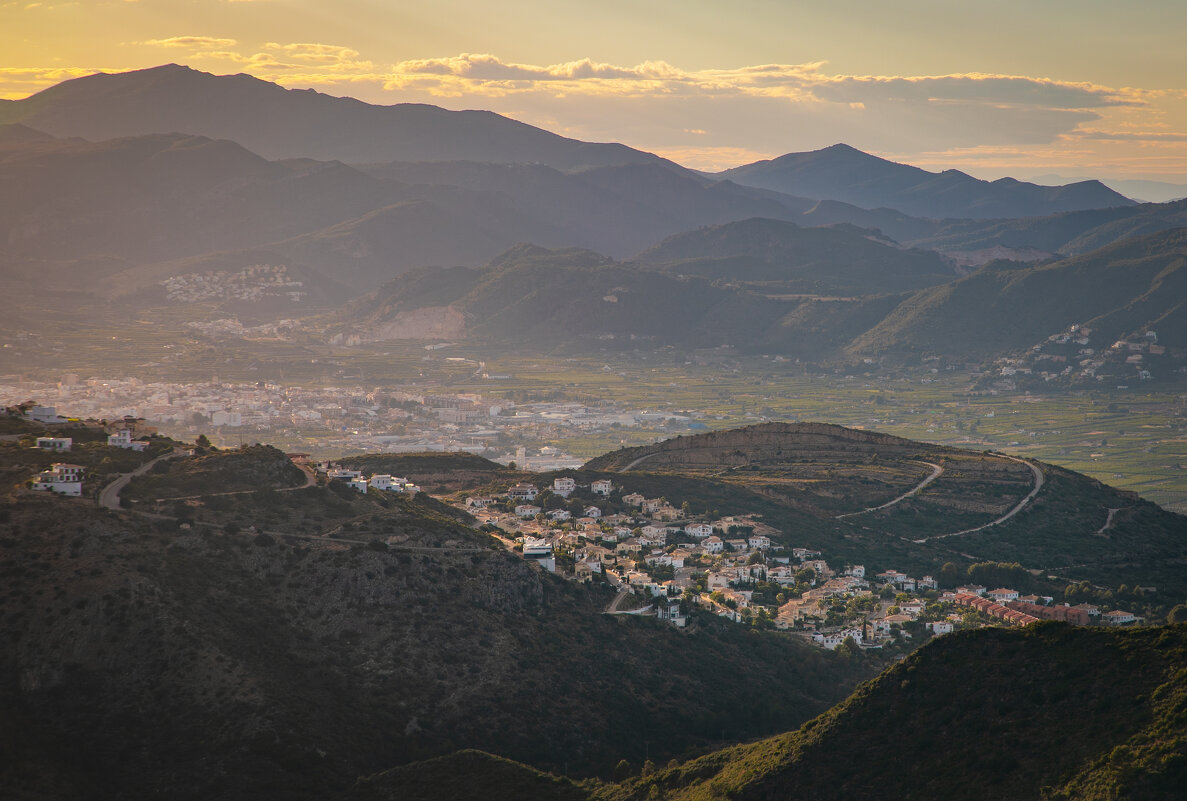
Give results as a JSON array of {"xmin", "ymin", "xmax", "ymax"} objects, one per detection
[
  {"xmin": 31, "ymin": 463, "xmax": 84, "ymax": 496},
  {"xmin": 522, "ymin": 537, "xmax": 555, "ymax": 572},
  {"xmin": 591, "ymin": 479, "xmax": 614, "ymax": 496},
  {"xmin": 34, "ymin": 437, "xmax": 72, "ymax": 452},
  {"xmin": 507, "ymin": 483, "xmax": 539, "ymax": 501},
  {"xmin": 348, "ymin": 477, "xmax": 369, "ymax": 493},
  {"xmin": 552, "ymin": 477, "xmax": 576, "ymax": 497},
  {"xmin": 684, "ymin": 523, "xmax": 714, "ymax": 539},
  {"xmin": 515, "ymin": 504, "xmax": 542, "ymax": 518},
  {"xmin": 108, "ymin": 430, "xmax": 149, "ymax": 452},
  {"xmin": 704, "ymin": 535, "xmax": 724, "ymax": 554},
  {"xmin": 657, "ymin": 599, "xmax": 687, "ymax": 627},
  {"xmin": 812, "ymin": 628, "xmax": 864, "ymax": 650}
]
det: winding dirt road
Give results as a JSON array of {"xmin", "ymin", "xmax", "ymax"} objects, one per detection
[{"xmin": 835, "ymin": 460, "xmax": 944, "ymax": 520}]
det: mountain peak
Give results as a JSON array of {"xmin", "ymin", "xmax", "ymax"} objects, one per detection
[
  {"xmin": 717, "ymin": 145, "xmax": 1136, "ymax": 220},
  {"xmin": 0, "ymin": 63, "xmax": 667, "ymax": 170}
]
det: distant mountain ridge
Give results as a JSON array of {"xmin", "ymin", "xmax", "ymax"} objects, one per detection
[
  {"xmin": 0, "ymin": 64, "xmax": 667, "ymax": 170},
  {"xmin": 327, "ymin": 225, "xmax": 1187, "ymax": 376},
  {"xmin": 717, "ymin": 143, "xmax": 1136, "ymax": 220}
]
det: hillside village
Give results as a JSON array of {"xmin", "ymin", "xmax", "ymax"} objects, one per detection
[
  {"xmin": 988, "ymin": 325, "xmax": 1185, "ymax": 391},
  {"xmin": 418, "ymin": 474, "xmax": 1144, "ymax": 649}
]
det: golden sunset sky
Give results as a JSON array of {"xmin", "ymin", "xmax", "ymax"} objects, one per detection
[{"xmin": 4, "ymin": 0, "xmax": 1187, "ymax": 180}]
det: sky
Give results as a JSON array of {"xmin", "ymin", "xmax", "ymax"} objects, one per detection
[{"xmin": 3, "ymin": 0, "xmax": 1187, "ymax": 182}]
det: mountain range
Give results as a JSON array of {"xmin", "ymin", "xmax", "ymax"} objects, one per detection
[
  {"xmin": 326, "ymin": 225, "xmax": 1187, "ymax": 373},
  {"xmin": 716, "ymin": 143, "xmax": 1135, "ymax": 220},
  {"xmin": 0, "ymin": 64, "xmax": 664, "ymax": 170},
  {"xmin": 3, "ymin": 64, "xmax": 1187, "ymax": 374}
]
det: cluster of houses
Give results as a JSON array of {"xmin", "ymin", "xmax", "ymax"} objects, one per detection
[
  {"xmin": 26, "ymin": 423, "xmax": 154, "ymax": 498},
  {"xmin": 992, "ymin": 325, "xmax": 1175, "ymax": 389},
  {"xmin": 316, "ymin": 462, "xmax": 421, "ymax": 495},
  {"xmin": 460, "ymin": 475, "xmax": 1144, "ymax": 645}
]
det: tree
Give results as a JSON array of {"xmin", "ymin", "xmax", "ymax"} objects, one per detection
[
  {"xmin": 1168, "ymin": 604, "xmax": 1187, "ymax": 624},
  {"xmin": 641, "ymin": 759, "xmax": 655, "ymax": 777},
  {"xmin": 613, "ymin": 760, "xmax": 632, "ymax": 782},
  {"xmin": 195, "ymin": 433, "xmax": 212, "ymax": 448}
]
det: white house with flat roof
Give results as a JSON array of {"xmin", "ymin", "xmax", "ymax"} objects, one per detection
[
  {"xmin": 31, "ymin": 463, "xmax": 84, "ymax": 496},
  {"xmin": 108, "ymin": 430, "xmax": 148, "ymax": 452}
]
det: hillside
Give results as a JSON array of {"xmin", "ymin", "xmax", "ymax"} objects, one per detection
[
  {"xmin": 120, "ymin": 443, "xmax": 308, "ymax": 502},
  {"xmin": 322, "ymin": 244, "xmax": 796, "ymax": 350},
  {"xmin": 848, "ymin": 226, "xmax": 1187, "ymax": 360},
  {"xmin": 0, "ymin": 478, "xmax": 869, "ymax": 799},
  {"xmin": 0, "ymin": 64, "xmax": 664, "ymax": 170},
  {"xmin": 908, "ymin": 198, "xmax": 1187, "ymax": 256},
  {"xmin": 635, "ymin": 217, "xmax": 957, "ymax": 294},
  {"xmin": 598, "ymin": 623, "xmax": 1187, "ymax": 801},
  {"xmin": 717, "ymin": 143, "xmax": 1135, "ymax": 220},
  {"xmin": 318, "ymin": 224, "xmax": 1187, "ymax": 374}
]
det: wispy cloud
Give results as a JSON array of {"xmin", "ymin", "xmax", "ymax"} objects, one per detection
[{"xmin": 143, "ymin": 36, "xmax": 238, "ymax": 49}]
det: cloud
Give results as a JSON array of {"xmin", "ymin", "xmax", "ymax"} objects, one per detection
[
  {"xmin": 0, "ymin": 65, "xmax": 108, "ymax": 98},
  {"xmin": 143, "ymin": 36, "xmax": 238, "ymax": 49}
]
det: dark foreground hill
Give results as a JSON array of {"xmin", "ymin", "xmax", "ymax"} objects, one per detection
[
  {"xmin": 345, "ymin": 624, "xmax": 1187, "ymax": 801},
  {"xmin": 717, "ymin": 143, "xmax": 1135, "ymax": 220},
  {"xmin": 598, "ymin": 623, "xmax": 1187, "ymax": 801},
  {"xmin": 0, "ymin": 488, "xmax": 865, "ymax": 800}
]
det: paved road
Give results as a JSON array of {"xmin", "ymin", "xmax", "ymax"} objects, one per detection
[
  {"xmin": 913, "ymin": 456, "xmax": 1045, "ymax": 543},
  {"xmin": 97, "ymin": 451, "xmax": 180, "ymax": 510},
  {"xmin": 836, "ymin": 460, "xmax": 944, "ymax": 520}
]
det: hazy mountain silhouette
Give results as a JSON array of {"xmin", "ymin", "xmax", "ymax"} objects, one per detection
[
  {"xmin": 717, "ymin": 143, "xmax": 1136, "ymax": 219},
  {"xmin": 0, "ymin": 64, "xmax": 667, "ymax": 169}
]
